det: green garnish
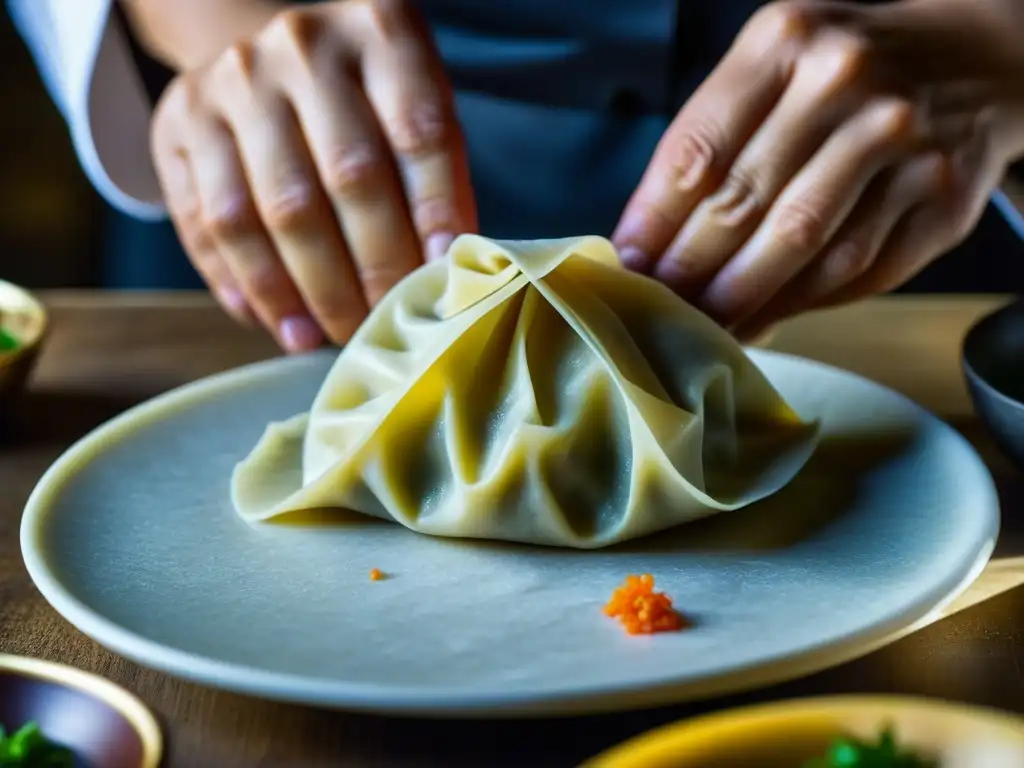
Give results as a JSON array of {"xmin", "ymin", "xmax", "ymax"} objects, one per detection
[
  {"xmin": 0, "ymin": 722, "xmax": 74, "ymax": 767},
  {"xmin": 802, "ymin": 725, "xmax": 938, "ymax": 768},
  {"xmin": 0, "ymin": 328, "xmax": 18, "ymax": 353}
]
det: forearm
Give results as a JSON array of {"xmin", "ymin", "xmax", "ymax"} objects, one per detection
[{"xmin": 118, "ymin": 0, "xmax": 287, "ymax": 71}]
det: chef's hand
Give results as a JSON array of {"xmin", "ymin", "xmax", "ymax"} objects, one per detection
[
  {"xmin": 613, "ymin": 0, "xmax": 1024, "ymax": 339},
  {"xmin": 150, "ymin": 0, "xmax": 476, "ymax": 352}
]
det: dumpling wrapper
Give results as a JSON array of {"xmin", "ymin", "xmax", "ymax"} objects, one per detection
[{"xmin": 232, "ymin": 235, "xmax": 820, "ymax": 549}]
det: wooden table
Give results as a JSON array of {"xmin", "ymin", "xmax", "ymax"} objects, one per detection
[{"xmin": 2, "ymin": 293, "xmax": 1024, "ymax": 767}]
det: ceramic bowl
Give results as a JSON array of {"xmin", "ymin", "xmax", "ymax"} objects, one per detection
[
  {"xmin": 581, "ymin": 696, "xmax": 1024, "ymax": 767},
  {"xmin": 963, "ymin": 299, "xmax": 1024, "ymax": 470},
  {"xmin": 0, "ymin": 654, "xmax": 162, "ymax": 767},
  {"xmin": 0, "ymin": 279, "xmax": 47, "ymax": 417}
]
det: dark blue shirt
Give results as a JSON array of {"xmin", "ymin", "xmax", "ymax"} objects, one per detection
[{"xmin": 106, "ymin": 0, "xmax": 1024, "ymax": 291}]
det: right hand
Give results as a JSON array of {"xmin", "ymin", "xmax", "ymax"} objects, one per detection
[{"xmin": 151, "ymin": 0, "xmax": 476, "ymax": 352}]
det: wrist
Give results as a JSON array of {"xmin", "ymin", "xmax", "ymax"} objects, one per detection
[
  {"xmin": 883, "ymin": 0, "xmax": 1024, "ymax": 160},
  {"xmin": 120, "ymin": 0, "xmax": 287, "ymax": 71},
  {"xmin": 888, "ymin": 0, "xmax": 1024, "ymax": 73}
]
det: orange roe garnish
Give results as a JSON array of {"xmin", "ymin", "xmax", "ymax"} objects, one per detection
[
  {"xmin": 369, "ymin": 568, "xmax": 384, "ymax": 581},
  {"xmin": 603, "ymin": 574, "xmax": 685, "ymax": 635}
]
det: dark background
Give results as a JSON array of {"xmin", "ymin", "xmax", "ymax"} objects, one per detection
[
  {"xmin": 0, "ymin": 11, "xmax": 104, "ymax": 289},
  {"xmin": 1, "ymin": 9, "xmax": 1022, "ymax": 295}
]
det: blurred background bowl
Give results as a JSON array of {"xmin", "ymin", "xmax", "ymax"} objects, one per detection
[
  {"xmin": 0, "ymin": 654, "xmax": 161, "ymax": 768},
  {"xmin": 963, "ymin": 298, "xmax": 1024, "ymax": 470},
  {"xmin": 580, "ymin": 695, "xmax": 1024, "ymax": 768},
  {"xmin": 0, "ymin": 279, "xmax": 47, "ymax": 419}
]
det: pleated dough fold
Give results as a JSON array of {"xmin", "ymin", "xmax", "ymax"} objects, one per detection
[{"xmin": 232, "ymin": 235, "xmax": 820, "ymax": 548}]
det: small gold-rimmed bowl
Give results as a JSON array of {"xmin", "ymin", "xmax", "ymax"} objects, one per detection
[
  {"xmin": 0, "ymin": 654, "xmax": 162, "ymax": 767},
  {"xmin": 0, "ymin": 279, "xmax": 47, "ymax": 416}
]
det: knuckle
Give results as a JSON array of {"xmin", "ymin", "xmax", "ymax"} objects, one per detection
[
  {"xmin": 176, "ymin": 198, "xmax": 205, "ymax": 230},
  {"xmin": 707, "ymin": 168, "xmax": 765, "ymax": 228},
  {"xmin": 871, "ymin": 97, "xmax": 919, "ymax": 144},
  {"xmin": 924, "ymin": 152, "xmax": 955, "ymax": 196},
  {"xmin": 806, "ymin": 30, "xmax": 872, "ymax": 95},
  {"xmin": 187, "ymin": 242, "xmax": 220, "ymax": 268},
  {"xmin": 213, "ymin": 41, "xmax": 257, "ymax": 88},
  {"xmin": 190, "ymin": 235, "xmax": 218, "ymax": 263},
  {"xmin": 773, "ymin": 199, "xmax": 829, "ymax": 253},
  {"xmin": 152, "ymin": 77, "xmax": 199, "ymax": 145},
  {"xmin": 188, "ymin": 248, "xmax": 230, "ymax": 287},
  {"xmin": 362, "ymin": 0, "xmax": 413, "ymax": 39},
  {"xmin": 389, "ymin": 101, "xmax": 450, "ymax": 157},
  {"xmin": 154, "ymin": 77, "xmax": 190, "ymax": 122},
  {"xmin": 261, "ymin": 184, "xmax": 318, "ymax": 231},
  {"xmin": 322, "ymin": 143, "xmax": 388, "ymax": 200},
  {"xmin": 663, "ymin": 124, "xmax": 718, "ymax": 193},
  {"xmin": 411, "ymin": 194, "xmax": 455, "ymax": 235},
  {"xmin": 175, "ymin": 204, "xmax": 217, "ymax": 254},
  {"xmin": 817, "ymin": 32, "xmax": 872, "ymax": 92},
  {"xmin": 749, "ymin": 2, "xmax": 812, "ymax": 48},
  {"xmin": 203, "ymin": 198, "xmax": 259, "ymax": 241},
  {"xmin": 243, "ymin": 263, "xmax": 285, "ymax": 303},
  {"xmin": 259, "ymin": 8, "xmax": 322, "ymax": 59},
  {"xmin": 826, "ymin": 239, "xmax": 872, "ymax": 280},
  {"xmin": 263, "ymin": 8, "xmax": 304, "ymax": 42}
]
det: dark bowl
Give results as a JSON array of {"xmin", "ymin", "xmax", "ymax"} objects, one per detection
[
  {"xmin": 963, "ymin": 299, "xmax": 1024, "ymax": 470},
  {"xmin": 0, "ymin": 654, "xmax": 162, "ymax": 767}
]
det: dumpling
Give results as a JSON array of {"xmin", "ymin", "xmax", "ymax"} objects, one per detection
[{"xmin": 232, "ymin": 235, "xmax": 820, "ymax": 549}]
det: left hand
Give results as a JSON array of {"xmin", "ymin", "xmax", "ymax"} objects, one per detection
[{"xmin": 612, "ymin": 0, "xmax": 1024, "ymax": 339}]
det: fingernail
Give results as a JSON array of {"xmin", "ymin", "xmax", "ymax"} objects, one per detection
[
  {"xmin": 279, "ymin": 315, "xmax": 324, "ymax": 354},
  {"xmin": 618, "ymin": 246, "xmax": 652, "ymax": 273},
  {"xmin": 425, "ymin": 232, "xmax": 454, "ymax": 263}
]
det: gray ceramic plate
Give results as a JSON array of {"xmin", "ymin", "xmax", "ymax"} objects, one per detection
[{"xmin": 21, "ymin": 350, "xmax": 998, "ymax": 717}]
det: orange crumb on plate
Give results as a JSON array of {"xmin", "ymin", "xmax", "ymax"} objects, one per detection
[
  {"xmin": 369, "ymin": 568, "xmax": 385, "ymax": 581},
  {"xmin": 603, "ymin": 574, "xmax": 685, "ymax": 635}
]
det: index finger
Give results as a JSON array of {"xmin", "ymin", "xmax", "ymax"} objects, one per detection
[
  {"xmin": 346, "ymin": 0, "xmax": 477, "ymax": 262},
  {"xmin": 611, "ymin": 4, "xmax": 806, "ymax": 273}
]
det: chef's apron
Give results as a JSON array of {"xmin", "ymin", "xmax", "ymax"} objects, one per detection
[{"xmin": 102, "ymin": 0, "xmax": 1024, "ymax": 291}]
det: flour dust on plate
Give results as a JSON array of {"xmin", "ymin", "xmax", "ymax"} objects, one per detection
[{"xmin": 20, "ymin": 348, "xmax": 997, "ymax": 716}]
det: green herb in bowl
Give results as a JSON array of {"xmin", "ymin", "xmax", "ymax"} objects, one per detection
[
  {"xmin": 0, "ymin": 327, "xmax": 19, "ymax": 354},
  {"xmin": 802, "ymin": 726, "xmax": 938, "ymax": 768},
  {"xmin": 0, "ymin": 722, "xmax": 74, "ymax": 767}
]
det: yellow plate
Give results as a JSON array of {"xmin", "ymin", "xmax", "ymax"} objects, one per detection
[{"xmin": 581, "ymin": 696, "xmax": 1024, "ymax": 767}]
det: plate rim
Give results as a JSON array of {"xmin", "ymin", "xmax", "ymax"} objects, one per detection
[{"xmin": 20, "ymin": 349, "xmax": 1001, "ymax": 717}]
